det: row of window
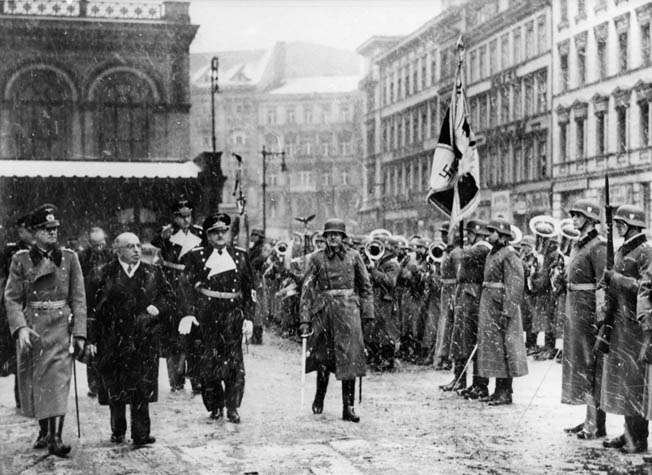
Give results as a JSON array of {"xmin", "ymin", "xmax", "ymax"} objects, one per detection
[
  {"xmin": 381, "ymin": 156, "xmax": 431, "ymax": 197},
  {"xmin": 468, "ymin": 13, "xmax": 548, "ymax": 84},
  {"xmin": 479, "ymin": 134, "xmax": 548, "ymax": 188},
  {"xmin": 469, "ymin": 69, "xmax": 548, "ymax": 131},
  {"xmin": 381, "ymin": 99, "xmax": 439, "ymax": 153},
  {"xmin": 265, "ymin": 103, "xmax": 351, "ymax": 125},
  {"xmin": 558, "ymin": 99, "xmax": 651, "ymax": 162},
  {"xmin": 268, "ymin": 170, "xmax": 351, "ymax": 187}
]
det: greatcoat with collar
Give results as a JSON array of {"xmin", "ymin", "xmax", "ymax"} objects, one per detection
[
  {"xmin": 476, "ymin": 242, "xmax": 528, "ymax": 378},
  {"xmin": 4, "ymin": 246, "xmax": 86, "ymax": 419},
  {"xmin": 367, "ymin": 252, "xmax": 400, "ymax": 360},
  {"xmin": 299, "ymin": 247, "xmax": 373, "ymax": 380},
  {"xmin": 561, "ymin": 229, "xmax": 607, "ymax": 405},
  {"xmin": 435, "ymin": 246, "xmax": 462, "ymax": 360},
  {"xmin": 601, "ymin": 233, "xmax": 652, "ymax": 416},
  {"xmin": 89, "ymin": 259, "xmax": 174, "ymax": 406}
]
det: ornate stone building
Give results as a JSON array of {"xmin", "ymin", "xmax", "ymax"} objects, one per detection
[
  {"xmin": 0, "ymin": 0, "xmax": 201, "ymax": 242},
  {"xmin": 190, "ymin": 42, "xmax": 363, "ymax": 239},
  {"xmin": 551, "ymin": 0, "xmax": 652, "ymax": 221}
]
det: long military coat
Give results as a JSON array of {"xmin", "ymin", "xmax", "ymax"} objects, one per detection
[
  {"xmin": 300, "ymin": 247, "xmax": 373, "ymax": 380},
  {"xmin": 637, "ymin": 257, "xmax": 652, "ymax": 419},
  {"xmin": 181, "ymin": 244, "xmax": 254, "ymax": 407},
  {"xmin": 601, "ymin": 234, "xmax": 652, "ymax": 416},
  {"xmin": 530, "ymin": 242, "xmax": 560, "ymax": 334},
  {"xmin": 368, "ymin": 253, "xmax": 400, "ymax": 354},
  {"xmin": 435, "ymin": 246, "xmax": 462, "ymax": 360},
  {"xmin": 450, "ymin": 240, "xmax": 491, "ymax": 360},
  {"xmin": 419, "ymin": 266, "xmax": 442, "ymax": 356},
  {"xmin": 152, "ymin": 224, "xmax": 204, "ymax": 356},
  {"xmin": 90, "ymin": 259, "xmax": 174, "ymax": 406},
  {"xmin": 0, "ymin": 239, "xmax": 29, "ymax": 374},
  {"xmin": 5, "ymin": 246, "xmax": 86, "ymax": 419},
  {"xmin": 562, "ymin": 229, "xmax": 606, "ymax": 405},
  {"xmin": 477, "ymin": 243, "xmax": 528, "ymax": 378}
]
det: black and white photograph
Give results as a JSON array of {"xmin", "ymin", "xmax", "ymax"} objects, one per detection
[{"xmin": 2, "ymin": 0, "xmax": 652, "ymax": 473}]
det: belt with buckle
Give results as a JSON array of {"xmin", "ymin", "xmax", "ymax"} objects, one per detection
[
  {"xmin": 198, "ymin": 288, "xmax": 242, "ymax": 299},
  {"xmin": 568, "ymin": 283, "xmax": 597, "ymax": 291},
  {"xmin": 29, "ymin": 300, "xmax": 67, "ymax": 309},
  {"xmin": 482, "ymin": 282, "xmax": 504, "ymax": 289},
  {"xmin": 162, "ymin": 260, "xmax": 185, "ymax": 271},
  {"xmin": 322, "ymin": 289, "xmax": 354, "ymax": 296}
]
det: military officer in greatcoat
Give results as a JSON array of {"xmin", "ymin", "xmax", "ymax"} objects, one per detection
[
  {"xmin": 4, "ymin": 204, "xmax": 87, "ymax": 457},
  {"xmin": 152, "ymin": 198, "xmax": 204, "ymax": 393},
  {"xmin": 476, "ymin": 218, "xmax": 527, "ymax": 406},
  {"xmin": 0, "ymin": 214, "xmax": 32, "ymax": 409},
  {"xmin": 299, "ymin": 218, "xmax": 373, "ymax": 422},
  {"xmin": 178, "ymin": 213, "xmax": 254, "ymax": 423},
  {"xmin": 447, "ymin": 219, "xmax": 491, "ymax": 399},
  {"xmin": 561, "ymin": 199, "xmax": 607, "ymax": 439},
  {"xmin": 599, "ymin": 205, "xmax": 652, "ymax": 453}
]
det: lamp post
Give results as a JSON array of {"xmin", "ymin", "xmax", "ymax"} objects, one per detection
[
  {"xmin": 210, "ymin": 57, "xmax": 219, "ymax": 155},
  {"xmin": 261, "ymin": 145, "xmax": 287, "ymax": 237}
]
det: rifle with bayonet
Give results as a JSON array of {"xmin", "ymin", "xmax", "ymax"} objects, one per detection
[{"xmin": 594, "ymin": 174, "xmax": 615, "ymax": 354}]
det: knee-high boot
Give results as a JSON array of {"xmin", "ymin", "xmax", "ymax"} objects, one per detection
[
  {"xmin": 33, "ymin": 419, "xmax": 49, "ymax": 449},
  {"xmin": 47, "ymin": 416, "xmax": 71, "ymax": 457},
  {"xmin": 342, "ymin": 379, "xmax": 359, "ymax": 423},
  {"xmin": 439, "ymin": 360, "xmax": 465, "ymax": 392},
  {"xmin": 312, "ymin": 370, "xmax": 329, "ymax": 414}
]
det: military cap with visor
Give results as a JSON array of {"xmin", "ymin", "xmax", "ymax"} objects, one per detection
[
  {"xmin": 28, "ymin": 204, "xmax": 60, "ymax": 229},
  {"xmin": 171, "ymin": 198, "xmax": 193, "ymax": 214},
  {"xmin": 203, "ymin": 212, "xmax": 231, "ymax": 233}
]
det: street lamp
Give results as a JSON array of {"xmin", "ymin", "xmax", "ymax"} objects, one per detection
[
  {"xmin": 210, "ymin": 56, "xmax": 219, "ymax": 155},
  {"xmin": 261, "ymin": 145, "xmax": 287, "ymax": 237}
]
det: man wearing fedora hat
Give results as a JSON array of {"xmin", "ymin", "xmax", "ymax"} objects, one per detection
[
  {"xmin": 152, "ymin": 197, "xmax": 204, "ymax": 394},
  {"xmin": 4, "ymin": 204, "xmax": 87, "ymax": 456},
  {"xmin": 299, "ymin": 218, "xmax": 373, "ymax": 422},
  {"xmin": 476, "ymin": 217, "xmax": 527, "ymax": 406},
  {"xmin": 178, "ymin": 212, "xmax": 254, "ymax": 423}
]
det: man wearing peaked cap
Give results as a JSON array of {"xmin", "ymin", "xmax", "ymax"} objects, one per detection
[
  {"xmin": 475, "ymin": 216, "xmax": 527, "ymax": 405},
  {"xmin": 602, "ymin": 204, "xmax": 652, "ymax": 453},
  {"xmin": 4, "ymin": 203, "xmax": 87, "ymax": 456},
  {"xmin": 152, "ymin": 197, "xmax": 205, "ymax": 394},
  {"xmin": 178, "ymin": 212, "xmax": 255, "ymax": 424},
  {"xmin": 562, "ymin": 198, "xmax": 607, "ymax": 439}
]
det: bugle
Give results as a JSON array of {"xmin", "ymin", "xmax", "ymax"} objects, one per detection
[{"xmin": 364, "ymin": 239, "xmax": 385, "ymax": 262}]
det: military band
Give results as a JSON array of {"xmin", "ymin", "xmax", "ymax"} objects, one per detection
[{"xmin": 6, "ymin": 198, "xmax": 652, "ymax": 458}]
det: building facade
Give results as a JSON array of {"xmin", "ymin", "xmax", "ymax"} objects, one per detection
[
  {"xmin": 190, "ymin": 42, "xmax": 363, "ymax": 239},
  {"xmin": 551, "ymin": 0, "xmax": 652, "ymax": 221},
  {"xmin": 0, "ymin": 0, "xmax": 202, "ymax": 242}
]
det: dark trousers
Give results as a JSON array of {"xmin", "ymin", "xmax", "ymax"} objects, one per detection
[
  {"xmin": 110, "ymin": 401, "xmax": 151, "ymax": 440},
  {"xmin": 201, "ymin": 373, "xmax": 245, "ymax": 412},
  {"xmin": 86, "ymin": 362, "xmax": 99, "ymax": 395},
  {"xmin": 625, "ymin": 415, "xmax": 649, "ymax": 447},
  {"xmin": 166, "ymin": 351, "xmax": 186, "ymax": 389}
]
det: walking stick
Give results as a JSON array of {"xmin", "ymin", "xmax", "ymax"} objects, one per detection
[
  {"xmin": 359, "ymin": 376, "xmax": 362, "ymax": 405},
  {"xmin": 68, "ymin": 315, "xmax": 81, "ymax": 438},
  {"xmin": 452, "ymin": 343, "xmax": 478, "ymax": 389}
]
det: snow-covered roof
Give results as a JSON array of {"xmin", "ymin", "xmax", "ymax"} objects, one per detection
[
  {"xmin": 191, "ymin": 48, "xmax": 271, "ymax": 88},
  {"xmin": 268, "ymin": 75, "xmax": 361, "ymax": 95},
  {"xmin": 0, "ymin": 160, "xmax": 201, "ymax": 178}
]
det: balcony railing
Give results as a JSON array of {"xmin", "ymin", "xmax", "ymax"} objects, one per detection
[
  {"xmin": 1, "ymin": 0, "xmax": 166, "ymax": 20},
  {"xmin": 553, "ymin": 147, "xmax": 652, "ymax": 177}
]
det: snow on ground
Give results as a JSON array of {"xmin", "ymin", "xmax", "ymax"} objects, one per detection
[{"xmin": 1, "ymin": 332, "xmax": 652, "ymax": 475}]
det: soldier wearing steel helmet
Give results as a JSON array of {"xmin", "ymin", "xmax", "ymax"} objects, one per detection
[
  {"xmin": 299, "ymin": 218, "xmax": 373, "ymax": 422},
  {"xmin": 476, "ymin": 217, "xmax": 527, "ymax": 406},
  {"xmin": 562, "ymin": 199, "xmax": 607, "ymax": 439},
  {"xmin": 598, "ymin": 204, "xmax": 652, "ymax": 453}
]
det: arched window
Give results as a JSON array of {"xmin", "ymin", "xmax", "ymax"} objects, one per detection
[
  {"xmin": 96, "ymin": 72, "xmax": 153, "ymax": 159},
  {"xmin": 12, "ymin": 69, "xmax": 72, "ymax": 159}
]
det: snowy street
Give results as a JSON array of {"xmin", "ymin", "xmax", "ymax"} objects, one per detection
[{"xmin": 1, "ymin": 331, "xmax": 651, "ymax": 475}]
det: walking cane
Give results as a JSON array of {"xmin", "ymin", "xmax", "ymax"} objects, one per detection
[
  {"xmin": 359, "ymin": 376, "xmax": 362, "ymax": 405},
  {"xmin": 68, "ymin": 315, "xmax": 81, "ymax": 438}
]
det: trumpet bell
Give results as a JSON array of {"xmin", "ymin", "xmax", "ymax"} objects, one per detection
[
  {"xmin": 364, "ymin": 239, "xmax": 385, "ymax": 261},
  {"xmin": 427, "ymin": 241, "xmax": 446, "ymax": 264},
  {"xmin": 274, "ymin": 240, "xmax": 289, "ymax": 256},
  {"xmin": 558, "ymin": 218, "xmax": 580, "ymax": 256},
  {"xmin": 509, "ymin": 225, "xmax": 523, "ymax": 246},
  {"xmin": 529, "ymin": 215, "xmax": 561, "ymax": 239}
]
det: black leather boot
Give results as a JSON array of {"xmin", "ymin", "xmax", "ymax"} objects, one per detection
[
  {"xmin": 33, "ymin": 419, "xmax": 48, "ymax": 449},
  {"xmin": 252, "ymin": 325, "xmax": 263, "ymax": 345},
  {"xmin": 312, "ymin": 370, "xmax": 329, "ymax": 415},
  {"xmin": 48, "ymin": 416, "xmax": 71, "ymax": 457},
  {"xmin": 342, "ymin": 379, "xmax": 359, "ymax": 423},
  {"xmin": 439, "ymin": 362, "xmax": 465, "ymax": 392}
]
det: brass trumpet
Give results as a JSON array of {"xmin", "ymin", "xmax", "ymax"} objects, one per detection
[
  {"xmin": 274, "ymin": 240, "xmax": 289, "ymax": 256},
  {"xmin": 426, "ymin": 242, "xmax": 445, "ymax": 264},
  {"xmin": 364, "ymin": 239, "xmax": 385, "ymax": 262},
  {"xmin": 559, "ymin": 218, "xmax": 579, "ymax": 256}
]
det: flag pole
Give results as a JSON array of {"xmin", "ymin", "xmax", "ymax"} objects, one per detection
[{"xmin": 451, "ymin": 35, "xmax": 465, "ymax": 237}]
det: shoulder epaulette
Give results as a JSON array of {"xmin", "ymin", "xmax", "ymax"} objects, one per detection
[
  {"xmin": 62, "ymin": 247, "xmax": 76, "ymax": 254},
  {"xmin": 191, "ymin": 246, "xmax": 204, "ymax": 252},
  {"xmin": 234, "ymin": 246, "xmax": 246, "ymax": 252},
  {"xmin": 192, "ymin": 224, "xmax": 203, "ymax": 231},
  {"xmin": 14, "ymin": 249, "xmax": 29, "ymax": 255}
]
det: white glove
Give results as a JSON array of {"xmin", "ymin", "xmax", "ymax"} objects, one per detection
[
  {"xmin": 178, "ymin": 316, "xmax": 199, "ymax": 335},
  {"xmin": 242, "ymin": 320, "xmax": 254, "ymax": 340},
  {"xmin": 146, "ymin": 305, "xmax": 160, "ymax": 316}
]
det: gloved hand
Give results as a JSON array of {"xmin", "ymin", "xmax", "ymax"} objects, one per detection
[
  {"xmin": 242, "ymin": 320, "xmax": 254, "ymax": 340},
  {"xmin": 178, "ymin": 316, "xmax": 199, "ymax": 335},
  {"xmin": 17, "ymin": 327, "xmax": 39, "ymax": 353},
  {"xmin": 146, "ymin": 305, "xmax": 160, "ymax": 316},
  {"xmin": 299, "ymin": 322, "xmax": 311, "ymax": 337}
]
